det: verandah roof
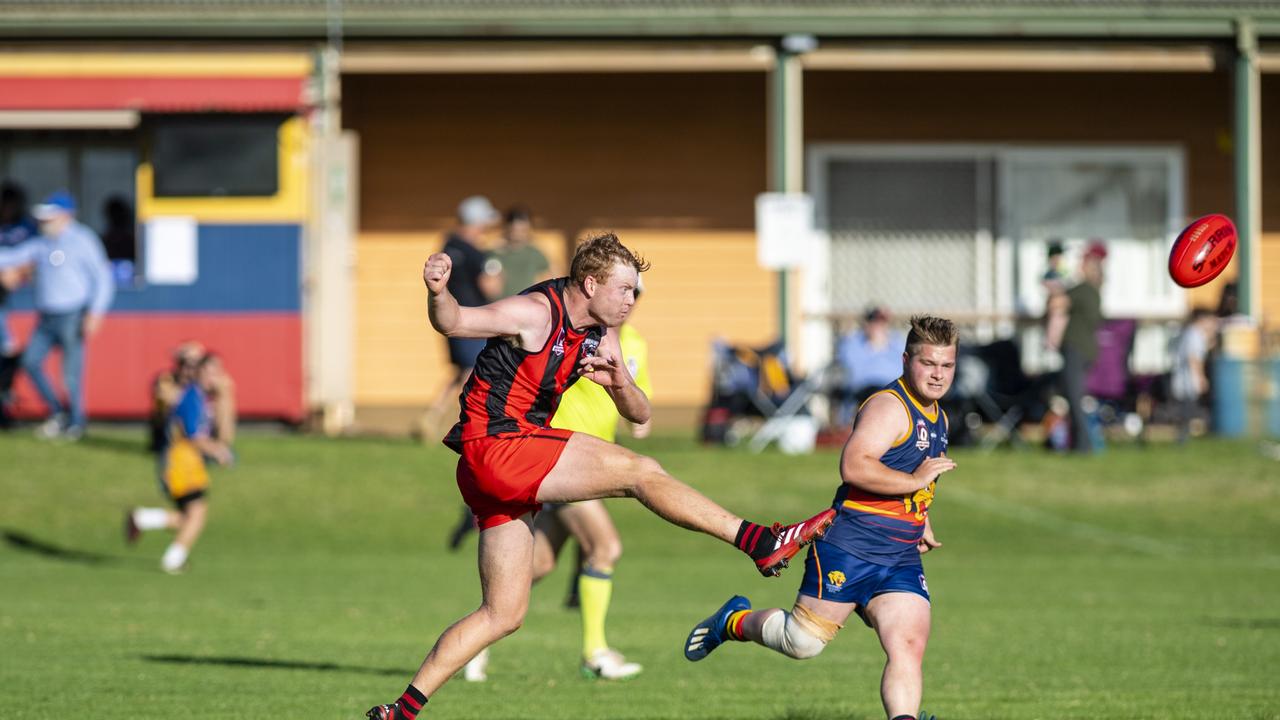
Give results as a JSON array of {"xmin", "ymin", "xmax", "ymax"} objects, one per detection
[{"xmin": 4, "ymin": 0, "xmax": 1280, "ymax": 39}]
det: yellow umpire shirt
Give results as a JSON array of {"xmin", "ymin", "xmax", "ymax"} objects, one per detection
[{"xmin": 551, "ymin": 323, "xmax": 651, "ymax": 443}]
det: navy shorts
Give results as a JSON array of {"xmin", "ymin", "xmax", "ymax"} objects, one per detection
[{"xmin": 798, "ymin": 539, "xmax": 930, "ymax": 627}]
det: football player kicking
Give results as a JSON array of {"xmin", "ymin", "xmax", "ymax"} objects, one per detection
[
  {"xmin": 684, "ymin": 315, "xmax": 959, "ymax": 720},
  {"xmin": 463, "ymin": 278, "xmax": 655, "ymax": 683},
  {"xmin": 365, "ymin": 233, "xmax": 835, "ymax": 719}
]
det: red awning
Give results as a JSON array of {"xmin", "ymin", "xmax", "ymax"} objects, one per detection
[{"xmin": 0, "ymin": 76, "xmax": 307, "ymax": 111}]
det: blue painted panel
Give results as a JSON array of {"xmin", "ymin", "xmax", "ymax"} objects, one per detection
[{"xmin": 4, "ymin": 224, "xmax": 301, "ymax": 313}]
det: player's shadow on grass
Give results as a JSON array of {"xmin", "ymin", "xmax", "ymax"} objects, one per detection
[
  {"xmin": 3, "ymin": 530, "xmax": 118, "ymax": 565},
  {"xmin": 79, "ymin": 434, "xmax": 150, "ymax": 457},
  {"xmin": 762, "ymin": 707, "xmax": 885, "ymax": 712},
  {"xmin": 141, "ymin": 654, "xmax": 408, "ymax": 677}
]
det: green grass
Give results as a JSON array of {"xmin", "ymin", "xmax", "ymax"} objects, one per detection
[{"xmin": 1, "ymin": 429, "xmax": 1278, "ymax": 719}]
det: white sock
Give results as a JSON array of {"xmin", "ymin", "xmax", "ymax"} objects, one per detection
[
  {"xmin": 161, "ymin": 543, "xmax": 189, "ymax": 572},
  {"xmin": 133, "ymin": 508, "xmax": 170, "ymax": 531}
]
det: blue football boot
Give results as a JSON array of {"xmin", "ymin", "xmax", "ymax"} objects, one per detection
[{"xmin": 684, "ymin": 595, "xmax": 751, "ymax": 661}]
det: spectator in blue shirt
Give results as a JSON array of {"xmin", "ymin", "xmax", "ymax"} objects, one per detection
[
  {"xmin": 0, "ymin": 182, "xmax": 38, "ymax": 357},
  {"xmin": 0, "ymin": 183, "xmax": 38, "ymax": 427},
  {"xmin": 834, "ymin": 306, "xmax": 906, "ymax": 425},
  {"xmin": 0, "ymin": 190, "xmax": 114, "ymax": 440}
]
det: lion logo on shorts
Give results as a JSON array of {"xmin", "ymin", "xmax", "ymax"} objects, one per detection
[{"xmin": 826, "ymin": 570, "xmax": 846, "ymax": 587}]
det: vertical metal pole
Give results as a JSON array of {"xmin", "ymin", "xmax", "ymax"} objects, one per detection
[
  {"xmin": 1235, "ymin": 18, "xmax": 1261, "ymax": 322},
  {"xmin": 770, "ymin": 41, "xmax": 805, "ymax": 352}
]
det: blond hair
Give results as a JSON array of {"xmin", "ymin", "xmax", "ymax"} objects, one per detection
[
  {"xmin": 570, "ymin": 232, "xmax": 650, "ymax": 285},
  {"xmin": 905, "ymin": 315, "xmax": 959, "ymax": 357}
]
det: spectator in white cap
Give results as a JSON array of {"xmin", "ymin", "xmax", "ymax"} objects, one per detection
[
  {"xmin": 0, "ymin": 190, "xmax": 114, "ymax": 441},
  {"xmin": 423, "ymin": 196, "xmax": 502, "ymax": 430}
]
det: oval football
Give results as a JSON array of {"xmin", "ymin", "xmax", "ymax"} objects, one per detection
[{"xmin": 1169, "ymin": 214, "xmax": 1237, "ymax": 288}]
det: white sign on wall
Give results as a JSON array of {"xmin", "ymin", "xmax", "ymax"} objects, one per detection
[
  {"xmin": 144, "ymin": 216, "xmax": 199, "ymax": 285},
  {"xmin": 756, "ymin": 192, "xmax": 813, "ymax": 270}
]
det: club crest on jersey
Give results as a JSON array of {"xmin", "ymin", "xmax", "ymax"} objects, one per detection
[
  {"xmin": 551, "ymin": 329, "xmax": 566, "ymax": 356},
  {"xmin": 583, "ymin": 336, "xmax": 600, "ymax": 357},
  {"xmin": 915, "ymin": 418, "xmax": 930, "ymax": 450}
]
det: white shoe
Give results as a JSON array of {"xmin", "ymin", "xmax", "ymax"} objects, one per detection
[
  {"xmin": 57, "ymin": 424, "xmax": 84, "ymax": 443},
  {"xmin": 581, "ymin": 648, "xmax": 642, "ymax": 680},
  {"xmin": 35, "ymin": 415, "xmax": 65, "ymax": 440},
  {"xmin": 463, "ymin": 648, "xmax": 489, "ymax": 682},
  {"xmin": 161, "ymin": 544, "xmax": 189, "ymax": 574}
]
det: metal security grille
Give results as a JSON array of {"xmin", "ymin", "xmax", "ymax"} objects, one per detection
[
  {"xmin": 1001, "ymin": 149, "xmax": 1180, "ymax": 320},
  {"xmin": 825, "ymin": 157, "xmax": 988, "ymax": 317}
]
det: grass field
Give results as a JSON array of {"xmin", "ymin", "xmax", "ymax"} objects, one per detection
[{"xmin": 2, "ymin": 429, "xmax": 1278, "ymax": 719}]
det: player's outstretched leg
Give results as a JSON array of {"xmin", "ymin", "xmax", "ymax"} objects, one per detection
[
  {"xmin": 536, "ymin": 433, "xmax": 835, "ymax": 577},
  {"xmin": 685, "ymin": 595, "xmax": 751, "ymax": 661},
  {"xmin": 745, "ymin": 509, "xmax": 838, "ymax": 577}
]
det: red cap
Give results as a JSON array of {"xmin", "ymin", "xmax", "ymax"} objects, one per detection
[{"xmin": 1085, "ymin": 241, "xmax": 1108, "ymax": 260}]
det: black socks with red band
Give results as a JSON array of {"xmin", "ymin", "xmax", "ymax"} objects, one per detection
[
  {"xmin": 735, "ymin": 521, "xmax": 773, "ymax": 561},
  {"xmin": 397, "ymin": 686, "xmax": 427, "ymax": 719}
]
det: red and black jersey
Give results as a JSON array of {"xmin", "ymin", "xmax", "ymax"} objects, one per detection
[{"xmin": 444, "ymin": 278, "xmax": 605, "ymax": 452}]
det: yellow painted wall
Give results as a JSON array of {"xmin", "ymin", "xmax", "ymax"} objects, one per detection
[
  {"xmin": 617, "ymin": 230, "xmax": 777, "ymax": 407},
  {"xmin": 1262, "ymin": 233, "xmax": 1280, "ymax": 326},
  {"xmin": 0, "ymin": 51, "xmax": 312, "ymax": 77},
  {"xmin": 354, "ymin": 229, "xmax": 774, "ymax": 408},
  {"xmin": 354, "ymin": 233, "xmax": 444, "ymax": 405},
  {"xmin": 354, "ymin": 229, "xmax": 569, "ymax": 405}
]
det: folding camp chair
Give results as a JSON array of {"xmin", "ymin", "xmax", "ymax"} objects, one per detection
[
  {"xmin": 747, "ymin": 363, "xmax": 836, "ymax": 453},
  {"xmin": 1084, "ymin": 318, "xmax": 1152, "ymax": 439},
  {"xmin": 951, "ymin": 339, "xmax": 1052, "ymax": 450},
  {"xmin": 702, "ymin": 339, "xmax": 821, "ymax": 451}
]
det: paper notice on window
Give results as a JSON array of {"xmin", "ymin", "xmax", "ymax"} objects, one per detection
[
  {"xmin": 756, "ymin": 192, "xmax": 813, "ymax": 270},
  {"xmin": 144, "ymin": 216, "xmax": 198, "ymax": 285}
]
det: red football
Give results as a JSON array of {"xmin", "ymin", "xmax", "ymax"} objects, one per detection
[{"xmin": 1168, "ymin": 214, "xmax": 1237, "ymax": 288}]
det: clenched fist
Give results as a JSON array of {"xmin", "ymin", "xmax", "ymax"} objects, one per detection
[{"xmin": 423, "ymin": 253, "xmax": 453, "ymax": 295}]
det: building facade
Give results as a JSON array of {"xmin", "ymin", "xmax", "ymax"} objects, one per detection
[{"xmin": 2, "ymin": 2, "xmax": 1279, "ymax": 429}]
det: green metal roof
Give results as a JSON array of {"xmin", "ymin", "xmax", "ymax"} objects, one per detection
[{"xmin": 4, "ymin": 1, "xmax": 1280, "ymax": 39}]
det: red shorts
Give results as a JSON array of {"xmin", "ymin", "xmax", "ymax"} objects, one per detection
[{"xmin": 456, "ymin": 428, "xmax": 574, "ymax": 530}]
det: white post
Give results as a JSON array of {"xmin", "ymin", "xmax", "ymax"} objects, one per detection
[{"xmin": 306, "ymin": 44, "xmax": 357, "ymax": 435}]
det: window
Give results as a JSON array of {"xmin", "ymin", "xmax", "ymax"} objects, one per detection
[
  {"xmin": 809, "ymin": 143, "xmax": 1185, "ymax": 373},
  {"xmin": 150, "ymin": 114, "xmax": 283, "ymax": 197},
  {"xmin": 0, "ymin": 130, "xmax": 139, "ymax": 273}
]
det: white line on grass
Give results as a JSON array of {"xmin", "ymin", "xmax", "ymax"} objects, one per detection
[{"xmin": 945, "ymin": 486, "xmax": 1280, "ymax": 570}]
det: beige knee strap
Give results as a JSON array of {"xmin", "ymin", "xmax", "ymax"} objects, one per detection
[{"xmin": 792, "ymin": 602, "xmax": 843, "ymax": 643}]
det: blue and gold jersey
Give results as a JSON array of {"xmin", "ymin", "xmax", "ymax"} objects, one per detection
[
  {"xmin": 825, "ymin": 378, "xmax": 949, "ymax": 567},
  {"xmin": 160, "ymin": 383, "xmax": 212, "ymax": 500}
]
